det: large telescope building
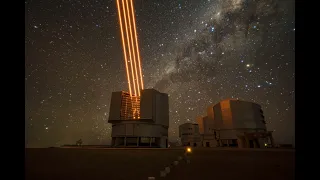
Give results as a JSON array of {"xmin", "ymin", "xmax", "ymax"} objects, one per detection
[
  {"xmin": 108, "ymin": 0, "xmax": 169, "ymax": 148},
  {"xmin": 108, "ymin": 89, "xmax": 169, "ymax": 148}
]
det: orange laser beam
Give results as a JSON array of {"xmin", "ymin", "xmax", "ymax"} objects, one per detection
[
  {"xmin": 121, "ymin": 0, "xmax": 137, "ymax": 97},
  {"xmin": 116, "ymin": 0, "xmax": 132, "ymax": 97},
  {"xmin": 129, "ymin": 0, "xmax": 144, "ymax": 90},
  {"xmin": 125, "ymin": 0, "xmax": 141, "ymax": 97}
]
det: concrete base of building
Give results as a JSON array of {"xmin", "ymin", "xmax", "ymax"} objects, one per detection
[
  {"xmin": 217, "ymin": 139, "xmax": 239, "ymax": 147},
  {"xmin": 202, "ymin": 140, "xmax": 217, "ymax": 147},
  {"xmin": 237, "ymin": 132, "xmax": 274, "ymax": 148},
  {"xmin": 182, "ymin": 141, "xmax": 202, "ymax": 147},
  {"xmin": 112, "ymin": 136, "xmax": 168, "ymax": 148}
]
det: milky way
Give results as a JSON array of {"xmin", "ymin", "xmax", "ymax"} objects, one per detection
[{"xmin": 25, "ymin": 0, "xmax": 295, "ymax": 147}]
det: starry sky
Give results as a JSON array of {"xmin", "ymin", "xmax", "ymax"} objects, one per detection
[{"xmin": 25, "ymin": 0, "xmax": 295, "ymax": 147}]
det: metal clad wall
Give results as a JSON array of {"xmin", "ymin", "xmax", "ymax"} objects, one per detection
[
  {"xmin": 207, "ymin": 105, "xmax": 214, "ymax": 122},
  {"xmin": 133, "ymin": 124, "xmax": 158, "ymax": 137},
  {"xmin": 108, "ymin": 92, "xmax": 122, "ymax": 121},
  {"xmin": 213, "ymin": 103, "xmax": 223, "ymax": 129},
  {"xmin": 220, "ymin": 100, "xmax": 233, "ymax": 129},
  {"xmin": 156, "ymin": 93, "xmax": 169, "ymax": 127},
  {"xmin": 219, "ymin": 129, "xmax": 237, "ymax": 139},
  {"xmin": 197, "ymin": 116, "xmax": 204, "ymax": 134},
  {"xmin": 134, "ymin": 124, "xmax": 151, "ymax": 136},
  {"xmin": 152, "ymin": 90, "xmax": 157, "ymax": 123},
  {"xmin": 194, "ymin": 124, "xmax": 200, "ymax": 134},
  {"xmin": 162, "ymin": 93, "xmax": 169, "ymax": 127},
  {"xmin": 111, "ymin": 123, "xmax": 166, "ymax": 137},
  {"xmin": 155, "ymin": 93, "xmax": 161, "ymax": 124},
  {"xmin": 111, "ymin": 124, "xmax": 126, "ymax": 136},
  {"xmin": 203, "ymin": 116, "xmax": 214, "ymax": 134},
  {"xmin": 126, "ymin": 124, "xmax": 134, "ymax": 135},
  {"xmin": 252, "ymin": 103, "xmax": 266, "ymax": 129},
  {"xmin": 140, "ymin": 90, "xmax": 153, "ymax": 120},
  {"xmin": 230, "ymin": 100, "xmax": 256, "ymax": 129}
]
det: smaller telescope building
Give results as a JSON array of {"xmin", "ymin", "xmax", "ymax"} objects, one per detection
[
  {"xmin": 108, "ymin": 89, "xmax": 169, "ymax": 148},
  {"xmin": 179, "ymin": 123, "xmax": 201, "ymax": 147},
  {"xmin": 180, "ymin": 99, "xmax": 274, "ymax": 148}
]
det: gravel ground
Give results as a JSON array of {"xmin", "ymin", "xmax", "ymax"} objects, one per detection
[
  {"xmin": 165, "ymin": 148, "xmax": 295, "ymax": 180},
  {"xmin": 26, "ymin": 147, "xmax": 295, "ymax": 180},
  {"xmin": 25, "ymin": 148, "xmax": 184, "ymax": 180}
]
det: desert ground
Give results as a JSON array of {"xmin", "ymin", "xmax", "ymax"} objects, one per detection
[
  {"xmin": 25, "ymin": 147, "xmax": 295, "ymax": 180},
  {"xmin": 25, "ymin": 147, "xmax": 184, "ymax": 180},
  {"xmin": 166, "ymin": 148, "xmax": 295, "ymax": 180}
]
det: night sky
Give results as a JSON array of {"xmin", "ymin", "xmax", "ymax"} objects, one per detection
[{"xmin": 25, "ymin": 0, "xmax": 295, "ymax": 147}]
